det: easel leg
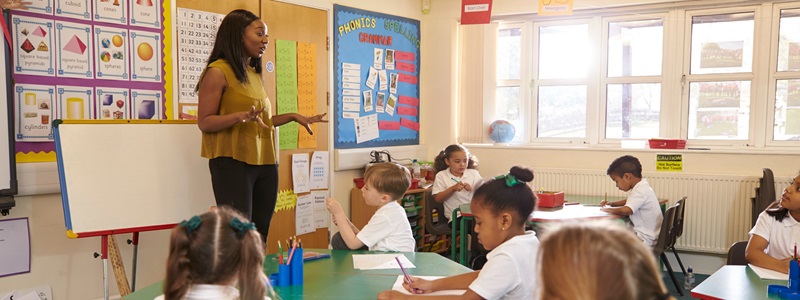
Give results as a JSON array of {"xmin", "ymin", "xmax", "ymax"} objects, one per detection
[
  {"xmin": 102, "ymin": 235, "xmax": 109, "ymax": 300},
  {"xmin": 128, "ymin": 232, "xmax": 140, "ymax": 291}
]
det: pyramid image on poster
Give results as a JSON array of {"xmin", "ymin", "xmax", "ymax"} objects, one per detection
[
  {"xmin": 21, "ymin": 39, "xmax": 34, "ymax": 53},
  {"xmin": 32, "ymin": 26, "xmax": 47, "ymax": 38},
  {"xmin": 37, "ymin": 41, "xmax": 49, "ymax": 51},
  {"xmin": 63, "ymin": 35, "xmax": 87, "ymax": 54}
]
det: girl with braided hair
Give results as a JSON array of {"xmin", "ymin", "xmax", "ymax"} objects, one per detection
[{"xmin": 157, "ymin": 206, "xmax": 275, "ymax": 300}]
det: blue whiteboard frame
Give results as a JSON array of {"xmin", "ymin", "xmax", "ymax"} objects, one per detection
[{"xmin": 333, "ymin": 5, "xmax": 420, "ymax": 149}]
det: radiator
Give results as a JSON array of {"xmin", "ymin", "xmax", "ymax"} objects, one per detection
[{"xmin": 533, "ymin": 168, "xmax": 792, "ymax": 254}]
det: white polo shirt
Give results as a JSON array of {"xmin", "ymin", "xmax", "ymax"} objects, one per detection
[
  {"xmin": 357, "ymin": 201, "xmax": 415, "ymax": 252},
  {"xmin": 432, "ymin": 169, "xmax": 483, "ymax": 222},
  {"xmin": 154, "ymin": 284, "xmax": 272, "ymax": 300},
  {"xmin": 469, "ymin": 231, "xmax": 540, "ymax": 300},
  {"xmin": 625, "ymin": 178, "xmax": 662, "ymax": 247},
  {"xmin": 750, "ymin": 210, "xmax": 800, "ymax": 260}
]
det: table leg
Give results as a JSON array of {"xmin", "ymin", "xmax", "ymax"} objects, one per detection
[
  {"xmin": 451, "ymin": 208, "xmax": 460, "ymax": 261},
  {"xmin": 460, "ymin": 216, "xmax": 469, "ymax": 266}
]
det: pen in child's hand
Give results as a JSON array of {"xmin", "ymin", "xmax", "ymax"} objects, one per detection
[
  {"xmin": 450, "ymin": 177, "xmax": 460, "ymax": 183},
  {"xmin": 396, "ymin": 256, "xmax": 420, "ymax": 293}
]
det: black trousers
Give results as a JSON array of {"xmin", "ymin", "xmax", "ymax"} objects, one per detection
[
  {"xmin": 209, "ymin": 157, "xmax": 278, "ymax": 243},
  {"xmin": 330, "ymin": 232, "xmax": 368, "ymax": 250}
]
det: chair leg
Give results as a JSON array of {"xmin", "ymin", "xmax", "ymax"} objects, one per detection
[
  {"xmin": 670, "ymin": 246, "xmax": 687, "ymax": 275},
  {"xmin": 661, "ymin": 253, "xmax": 684, "ymax": 297}
]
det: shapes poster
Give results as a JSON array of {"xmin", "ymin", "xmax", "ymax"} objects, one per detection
[
  {"xmin": 130, "ymin": 0, "xmax": 161, "ymax": 29},
  {"xmin": 12, "ymin": 15, "xmax": 55, "ymax": 77},
  {"xmin": 93, "ymin": 0, "xmax": 126, "ymax": 25},
  {"xmin": 94, "ymin": 25, "xmax": 128, "ymax": 81},
  {"xmin": 131, "ymin": 89, "xmax": 162, "ymax": 119},
  {"xmin": 23, "ymin": 0, "xmax": 53, "ymax": 15},
  {"xmin": 333, "ymin": 5, "xmax": 420, "ymax": 148},
  {"xmin": 129, "ymin": 29, "xmax": 161, "ymax": 82},
  {"xmin": 56, "ymin": 85, "xmax": 93, "ymax": 120},
  {"xmin": 95, "ymin": 87, "xmax": 129, "ymax": 119},
  {"xmin": 55, "ymin": 0, "xmax": 91, "ymax": 21},
  {"xmin": 14, "ymin": 84, "xmax": 55, "ymax": 141},
  {"xmin": 55, "ymin": 20, "xmax": 93, "ymax": 78}
]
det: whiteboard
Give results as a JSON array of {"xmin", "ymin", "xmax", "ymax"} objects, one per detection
[
  {"xmin": 55, "ymin": 121, "xmax": 215, "ymax": 236},
  {"xmin": 1, "ymin": 26, "xmax": 12, "ymax": 192}
]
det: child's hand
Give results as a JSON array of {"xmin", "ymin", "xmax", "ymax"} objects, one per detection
[
  {"xmin": 452, "ymin": 182, "xmax": 464, "ymax": 192},
  {"xmin": 377, "ymin": 290, "xmax": 408, "ymax": 300},
  {"xmin": 599, "ymin": 200, "xmax": 608, "ymax": 207},
  {"xmin": 326, "ymin": 198, "xmax": 344, "ymax": 216},
  {"xmin": 404, "ymin": 276, "xmax": 433, "ymax": 294},
  {"xmin": 462, "ymin": 183, "xmax": 473, "ymax": 192}
]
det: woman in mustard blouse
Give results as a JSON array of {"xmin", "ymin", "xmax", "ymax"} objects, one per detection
[{"xmin": 196, "ymin": 9, "xmax": 326, "ymax": 243}]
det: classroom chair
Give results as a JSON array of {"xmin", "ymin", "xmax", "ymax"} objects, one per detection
[
  {"xmin": 752, "ymin": 168, "xmax": 776, "ymax": 227},
  {"xmin": 423, "ymin": 189, "xmax": 451, "ymax": 252},
  {"xmin": 667, "ymin": 197, "xmax": 688, "ymax": 275},
  {"xmin": 726, "ymin": 241, "xmax": 748, "ymax": 265},
  {"xmin": 652, "ymin": 204, "xmax": 682, "ymax": 296}
]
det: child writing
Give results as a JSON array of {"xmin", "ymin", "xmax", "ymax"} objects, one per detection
[
  {"xmin": 158, "ymin": 206, "xmax": 275, "ymax": 300},
  {"xmin": 600, "ymin": 155, "xmax": 663, "ymax": 247},
  {"xmin": 539, "ymin": 220, "xmax": 674, "ymax": 300},
  {"xmin": 746, "ymin": 171, "xmax": 800, "ymax": 274},
  {"xmin": 432, "ymin": 144, "xmax": 481, "ymax": 224},
  {"xmin": 326, "ymin": 162, "xmax": 416, "ymax": 252},
  {"xmin": 378, "ymin": 166, "xmax": 539, "ymax": 300}
]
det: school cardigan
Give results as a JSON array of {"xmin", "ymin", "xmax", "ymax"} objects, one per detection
[{"xmin": 200, "ymin": 59, "xmax": 276, "ymax": 165}]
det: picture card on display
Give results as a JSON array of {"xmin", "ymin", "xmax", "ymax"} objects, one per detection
[
  {"xmin": 14, "ymin": 84, "xmax": 55, "ymax": 141},
  {"xmin": 12, "ymin": 16, "xmax": 55, "ymax": 77},
  {"xmin": 129, "ymin": 29, "xmax": 161, "ymax": 82},
  {"xmin": 55, "ymin": 0, "xmax": 91, "ymax": 20},
  {"xmin": 95, "ymin": 87, "xmax": 129, "ymax": 120},
  {"xmin": 94, "ymin": 25, "xmax": 129, "ymax": 81},
  {"xmin": 131, "ymin": 89, "xmax": 162, "ymax": 120},
  {"xmin": 56, "ymin": 85, "xmax": 94, "ymax": 120},
  {"xmin": 55, "ymin": 20, "xmax": 93, "ymax": 78}
]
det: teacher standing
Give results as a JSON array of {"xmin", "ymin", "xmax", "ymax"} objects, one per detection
[{"xmin": 196, "ymin": 9, "xmax": 327, "ymax": 243}]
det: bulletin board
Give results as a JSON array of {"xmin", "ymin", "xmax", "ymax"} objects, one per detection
[
  {"xmin": 333, "ymin": 5, "xmax": 420, "ymax": 149},
  {"xmin": 9, "ymin": 0, "xmax": 171, "ymax": 162}
]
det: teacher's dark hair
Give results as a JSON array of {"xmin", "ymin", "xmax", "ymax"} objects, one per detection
[{"xmin": 197, "ymin": 9, "xmax": 262, "ymax": 90}]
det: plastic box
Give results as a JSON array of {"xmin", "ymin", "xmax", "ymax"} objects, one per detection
[
  {"xmin": 648, "ymin": 139, "xmax": 687, "ymax": 149},
  {"xmin": 537, "ymin": 191, "xmax": 565, "ymax": 208}
]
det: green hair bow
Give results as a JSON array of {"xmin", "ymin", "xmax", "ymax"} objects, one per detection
[
  {"xmin": 230, "ymin": 217, "xmax": 256, "ymax": 238},
  {"xmin": 495, "ymin": 173, "xmax": 522, "ymax": 187},
  {"xmin": 179, "ymin": 215, "xmax": 202, "ymax": 235}
]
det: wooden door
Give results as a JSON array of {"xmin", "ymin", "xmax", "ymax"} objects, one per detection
[{"xmin": 262, "ymin": 0, "xmax": 329, "ymax": 253}]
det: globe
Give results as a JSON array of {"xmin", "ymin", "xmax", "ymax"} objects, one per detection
[{"xmin": 489, "ymin": 120, "xmax": 515, "ymax": 143}]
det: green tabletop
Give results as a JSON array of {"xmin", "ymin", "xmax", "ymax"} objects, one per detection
[
  {"xmin": 124, "ymin": 249, "xmax": 472, "ymax": 300},
  {"xmin": 691, "ymin": 265, "xmax": 785, "ymax": 300}
]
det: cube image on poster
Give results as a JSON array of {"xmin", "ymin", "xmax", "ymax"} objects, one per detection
[{"xmin": 138, "ymin": 100, "xmax": 155, "ymax": 119}]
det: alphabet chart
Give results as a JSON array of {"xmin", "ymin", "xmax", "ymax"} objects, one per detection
[{"xmin": 175, "ymin": 8, "xmax": 223, "ymax": 117}]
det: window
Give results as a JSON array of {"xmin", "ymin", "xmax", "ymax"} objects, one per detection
[{"xmin": 470, "ymin": 1, "xmax": 800, "ymax": 148}]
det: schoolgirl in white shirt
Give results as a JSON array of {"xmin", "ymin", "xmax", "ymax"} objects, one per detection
[{"xmin": 747, "ymin": 171, "xmax": 800, "ymax": 274}]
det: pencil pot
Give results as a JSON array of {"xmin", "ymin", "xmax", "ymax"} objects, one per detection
[
  {"xmin": 276, "ymin": 264, "xmax": 291, "ymax": 286},
  {"xmin": 792, "ymin": 260, "xmax": 800, "ymax": 281},
  {"xmin": 290, "ymin": 248, "xmax": 304, "ymax": 285}
]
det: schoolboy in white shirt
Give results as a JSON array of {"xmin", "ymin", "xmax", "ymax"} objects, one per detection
[
  {"xmin": 601, "ymin": 155, "xmax": 663, "ymax": 247},
  {"xmin": 326, "ymin": 163, "xmax": 415, "ymax": 252}
]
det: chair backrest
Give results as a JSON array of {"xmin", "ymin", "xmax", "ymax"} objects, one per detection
[
  {"xmin": 423, "ymin": 189, "xmax": 450, "ymax": 235},
  {"xmin": 727, "ymin": 241, "xmax": 748, "ymax": 265},
  {"xmin": 652, "ymin": 204, "xmax": 678, "ymax": 257},
  {"xmin": 675, "ymin": 197, "xmax": 687, "ymax": 238},
  {"xmin": 753, "ymin": 168, "xmax": 776, "ymax": 226}
]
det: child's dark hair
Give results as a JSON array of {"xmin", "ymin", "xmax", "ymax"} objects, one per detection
[
  {"xmin": 433, "ymin": 144, "xmax": 479, "ymax": 174},
  {"xmin": 472, "ymin": 166, "xmax": 536, "ymax": 226},
  {"xmin": 364, "ymin": 162, "xmax": 411, "ymax": 200},
  {"xmin": 164, "ymin": 206, "xmax": 272, "ymax": 300},
  {"xmin": 765, "ymin": 170, "xmax": 800, "ymax": 221},
  {"xmin": 607, "ymin": 155, "xmax": 643, "ymax": 178}
]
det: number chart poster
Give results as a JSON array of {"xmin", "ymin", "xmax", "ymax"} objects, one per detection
[
  {"xmin": 9, "ymin": 0, "xmax": 171, "ymax": 162},
  {"xmin": 333, "ymin": 5, "xmax": 420, "ymax": 148}
]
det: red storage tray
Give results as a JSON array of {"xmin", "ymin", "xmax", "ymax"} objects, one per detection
[
  {"xmin": 537, "ymin": 191, "xmax": 565, "ymax": 208},
  {"xmin": 648, "ymin": 139, "xmax": 686, "ymax": 149}
]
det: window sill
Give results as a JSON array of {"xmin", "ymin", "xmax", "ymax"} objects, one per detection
[{"xmin": 462, "ymin": 142, "xmax": 800, "ymax": 156}]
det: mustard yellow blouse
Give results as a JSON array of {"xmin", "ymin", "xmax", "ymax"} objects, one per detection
[{"xmin": 200, "ymin": 59, "xmax": 276, "ymax": 165}]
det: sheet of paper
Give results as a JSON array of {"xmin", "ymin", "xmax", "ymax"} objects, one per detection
[
  {"xmin": 748, "ymin": 264, "xmax": 788, "ymax": 280},
  {"xmin": 379, "ymin": 70, "xmax": 388, "ymax": 91},
  {"xmin": 392, "ymin": 276, "xmax": 466, "ymax": 295},
  {"xmin": 373, "ymin": 48, "xmax": 384, "ymax": 69},
  {"xmin": 296, "ymin": 194, "xmax": 314, "ymax": 235},
  {"xmin": 366, "ymin": 67, "xmax": 378, "ymax": 89},
  {"xmin": 5, "ymin": 285, "xmax": 52, "ymax": 300},
  {"xmin": 291, "ymin": 153, "xmax": 310, "ymax": 194},
  {"xmin": 275, "ymin": 190, "xmax": 298, "ymax": 212},
  {"xmin": 355, "ymin": 114, "xmax": 379, "ymax": 144},
  {"xmin": 0, "ymin": 218, "xmax": 31, "ymax": 277},
  {"xmin": 352, "ymin": 254, "xmax": 416, "ymax": 270},
  {"xmin": 363, "ymin": 90, "xmax": 374, "ymax": 112},
  {"xmin": 297, "ymin": 42, "xmax": 318, "ymax": 149},
  {"xmin": 311, "ymin": 191, "xmax": 328, "ymax": 229},
  {"xmin": 276, "ymin": 40, "xmax": 299, "ymax": 150},
  {"xmin": 310, "ymin": 151, "xmax": 329, "ymax": 190}
]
